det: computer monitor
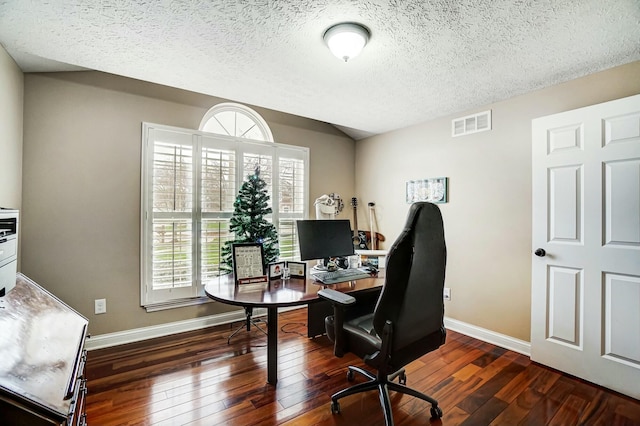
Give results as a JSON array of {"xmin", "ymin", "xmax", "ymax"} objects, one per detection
[{"xmin": 296, "ymin": 219, "xmax": 355, "ymax": 266}]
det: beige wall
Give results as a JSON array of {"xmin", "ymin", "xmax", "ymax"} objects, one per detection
[
  {"xmin": 0, "ymin": 45, "xmax": 23, "ymax": 210},
  {"xmin": 355, "ymin": 61, "xmax": 640, "ymax": 342},
  {"xmin": 21, "ymin": 71, "xmax": 355, "ymax": 335},
  {"xmin": 19, "ymin": 62, "xmax": 640, "ymax": 342}
]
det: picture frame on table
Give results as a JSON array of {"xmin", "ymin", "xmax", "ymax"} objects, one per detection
[
  {"xmin": 287, "ymin": 261, "xmax": 306, "ymax": 279},
  {"xmin": 268, "ymin": 261, "xmax": 285, "ymax": 280},
  {"xmin": 232, "ymin": 242, "xmax": 268, "ymax": 285}
]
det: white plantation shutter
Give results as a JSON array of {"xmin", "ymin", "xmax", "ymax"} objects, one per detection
[
  {"xmin": 278, "ymin": 157, "xmax": 305, "ymax": 214},
  {"xmin": 200, "ymin": 138, "xmax": 237, "ymax": 283},
  {"xmin": 143, "ymin": 128, "xmax": 197, "ymax": 303},
  {"xmin": 141, "ymin": 123, "xmax": 308, "ymax": 308},
  {"xmin": 152, "ymin": 219, "xmax": 192, "ymax": 289},
  {"xmin": 277, "ymin": 148, "xmax": 307, "ymax": 260},
  {"xmin": 200, "ymin": 144, "xmax": 236, "ymax": 213}
]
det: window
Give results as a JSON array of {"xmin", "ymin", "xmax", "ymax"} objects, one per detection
[
  {"xmin": 141, "ymin": 106, "xmax": 308, "ymax": 310},
  {"xmin": 199, "ymin": 102, "xmax": 274, "ymax": 142}
]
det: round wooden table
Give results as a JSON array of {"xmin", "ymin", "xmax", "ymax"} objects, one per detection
[{"xmin": 204, "ymin": 271, "xmax": 384, "ymax": 385}]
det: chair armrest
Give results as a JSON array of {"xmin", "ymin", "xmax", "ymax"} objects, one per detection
[
  {"xmin": 318, "ymin": 289, "xmax": 356, "ymax": 357},
  {"xmin": 318, "ymin": 288, "xmax": 356, "ymax": 306}
]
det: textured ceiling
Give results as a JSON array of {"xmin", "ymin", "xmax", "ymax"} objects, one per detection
[{"xmin": 1, "ymin": 0, "xmax": 639, "ymax": 140}]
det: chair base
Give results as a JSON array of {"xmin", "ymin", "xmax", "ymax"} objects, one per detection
[
  {"xmin": 330, "ymin": 366, "xmax": 442, "ymax": 426},
  {"xmin": 227, "ymin": 307, "xmax": 268, "ymax": 344}
]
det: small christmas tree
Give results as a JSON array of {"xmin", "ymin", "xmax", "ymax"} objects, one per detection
[{"xmin": 221, "ymin": 167, "xmax": 280, "ymax": 272}]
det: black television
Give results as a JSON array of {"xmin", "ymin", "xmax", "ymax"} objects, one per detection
[{"xmin": 296, "ymin": 219, "xmax": 355, "ymax": 267}]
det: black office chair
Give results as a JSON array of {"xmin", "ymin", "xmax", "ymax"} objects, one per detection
[{"xmin": 320, "ymin": 202, "xmax": 447, "ymax": 425}]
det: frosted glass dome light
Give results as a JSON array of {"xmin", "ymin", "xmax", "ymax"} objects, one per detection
[{"xmin": 323, "ymin": 23, "xmax": 370, "ymax": 62}]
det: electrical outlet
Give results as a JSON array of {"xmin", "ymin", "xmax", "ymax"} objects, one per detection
[
  {"xmin": 95, "ymin": 298, "xmax": 107, "ymax": 314},
  {"xmin": 443, "ymin": 288, "xmax": 451, "ymax": 301}
]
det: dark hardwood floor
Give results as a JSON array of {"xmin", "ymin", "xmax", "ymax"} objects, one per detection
[{"xmin": 86, "ymin": 308, "xmax": 640, "ymax": 425}]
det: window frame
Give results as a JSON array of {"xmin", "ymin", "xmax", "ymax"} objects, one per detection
[
  {"xmin": 140, "ymin": 122, "xmax": 309, "ymax": 311},
  {"xmin": 199, "ymin": 102, "xmax": 274, "ymax": 142}
]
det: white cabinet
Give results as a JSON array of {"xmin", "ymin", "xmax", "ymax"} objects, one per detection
[{"xmin": 0, "ymin": 209, "xmax": 18, "ymax": 295}]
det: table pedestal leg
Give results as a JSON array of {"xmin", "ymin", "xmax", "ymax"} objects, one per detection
[{"xmin": 267, "ymin": 307, "xmax": 278, "ymax": 385}]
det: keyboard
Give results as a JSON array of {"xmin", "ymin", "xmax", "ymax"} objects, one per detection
[{"xmin": 312, "ymin": 268, "xmax": 372, "ymax": 284}]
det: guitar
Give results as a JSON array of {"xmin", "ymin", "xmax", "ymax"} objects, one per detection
[
  {"xmin": 351, "ymin": 198, "xmax": 368, "ymax": 249},
  {"xmin": 368, "ymin": 202, "xmax": 379, "ymax": 250}
]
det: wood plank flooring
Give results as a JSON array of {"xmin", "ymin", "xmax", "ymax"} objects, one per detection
[{"xmin": 86, "ymin": 308, "xmax": 640, "ymax": 425}]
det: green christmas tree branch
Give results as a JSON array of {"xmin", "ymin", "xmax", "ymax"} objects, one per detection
[{"xmin": 221, "ymin": 168, "xmax": 280, "ymax": 272}]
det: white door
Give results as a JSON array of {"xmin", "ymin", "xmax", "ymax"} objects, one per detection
[{"xmin": 531, "ymin": 94, "xmax": 640, "ymax": 399}]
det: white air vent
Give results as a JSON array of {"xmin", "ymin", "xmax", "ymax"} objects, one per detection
[{"xmin": 452, "ymin": 110, "xmax": 492, "ymax": 137}]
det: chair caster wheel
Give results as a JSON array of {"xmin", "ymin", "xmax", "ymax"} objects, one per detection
[
  {"xmin": 330, "ymin": 401, "xmax": 341, "ymax": 414},
  {"xmin": 430, "ymin": 405, "xmax": 443, "ymax": 419},
  {"xmin": 346, "ymin": 369, "xmax": 355, "ymax": 382},
  {"xmin": 398, "ymin": 371, "xmax": 407, "ymax": 385}
]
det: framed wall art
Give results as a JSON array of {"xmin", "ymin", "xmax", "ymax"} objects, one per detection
[{"xmin": 406, "ymin": 177, "xmax": 448, "ymax": 204}]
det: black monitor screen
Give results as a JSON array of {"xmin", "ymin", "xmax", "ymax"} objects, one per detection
[{"xmin": 296, "ymin": 219, "xmax": 355, "ymax": 261}]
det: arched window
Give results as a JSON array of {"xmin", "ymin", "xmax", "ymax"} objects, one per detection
[
  {"xmin": 140, "ymin": 103, "xmax": 308, "ymax": 309},
  {"xmin": 199, "ymin": 103, "xmax": 274, "ymax": 142}
]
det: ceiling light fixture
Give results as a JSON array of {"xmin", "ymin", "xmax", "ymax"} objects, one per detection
[{"xmin": 323, "ymin": 22, "xmax": 370, "ymax": 62}]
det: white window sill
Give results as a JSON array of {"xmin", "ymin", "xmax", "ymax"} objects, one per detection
[{"xmin": 143, "ymin": 296, "xmax": 214, "ymax": 313}]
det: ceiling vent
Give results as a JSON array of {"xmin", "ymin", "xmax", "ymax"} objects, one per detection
[{"xmin": 452, "ymin": 110, "xmax": 492, "ymax": 137}]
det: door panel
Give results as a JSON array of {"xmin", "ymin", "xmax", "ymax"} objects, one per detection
[
  {"xmin": 548, "ymin": 124, "xmax": 582, "ymax": 153},
  {"xmin": 604, "ymin": 273, "xmax": 640, "ymax": 367},
  {"xmin": 548, "ymin": 166, "xmax": 582, "ymax": 243},
  {"xmin": 547, "ymin": 266, "xmax": 582, "ymax": 347},
  {"xmin": 532, "ymin": 94, "xmax": 640, "ymax": 399},
  {"xmin": 604, "ymin": 159, "xmax": 640, "ymax": 246},
  {"xmin": 604, "ymin": 112, "xmax": 640, "ymax": 146}
]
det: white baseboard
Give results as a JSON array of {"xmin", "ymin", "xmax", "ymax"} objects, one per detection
[
  {"xmin": 444, "ymin": 316, "xmax": 531, "ymax": 356},
  {"xmin": 86, "ymin": 309, "xmax": 252, "ymax": 350},
  {"xmin": 86, "ymin": 307, "xmax": 529, "ymax": 356}
]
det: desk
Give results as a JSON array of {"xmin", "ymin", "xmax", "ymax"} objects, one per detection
[{"xmin": 204, "ymin": 270, "xmax": 384, "ymax": 385}]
